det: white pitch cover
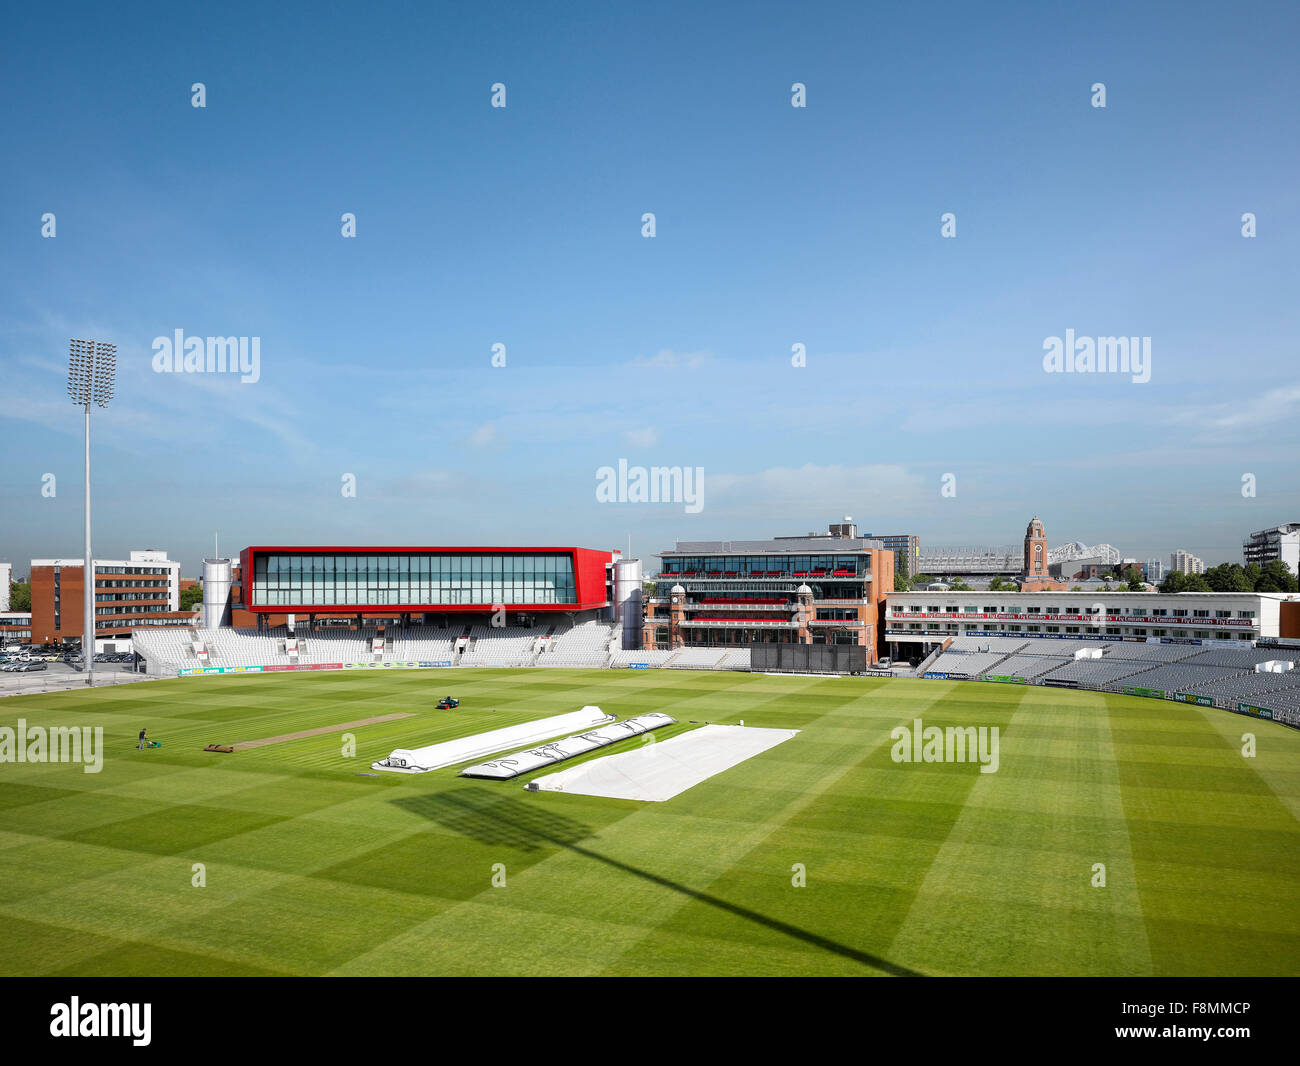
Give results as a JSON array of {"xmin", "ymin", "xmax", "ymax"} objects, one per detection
[
  {"xmin": 460, "ymin": 712, "xmax": 676, "ymax": 779},
  {"xmin": 372, "ymin": 706, "xmax": 614, "ymax": 773},
  {"xmin": 531, "ymin": 723, "xmax": 799, "ymax": 802}
]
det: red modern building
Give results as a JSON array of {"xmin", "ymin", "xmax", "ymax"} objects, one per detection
[{"xmin": 234, "ymin": 546, "xmax": 616, "ymax": 629}]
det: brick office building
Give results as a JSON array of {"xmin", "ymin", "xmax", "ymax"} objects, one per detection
[{"xmin": 29, "ymin": 549, "xmax": 189, "ymax": 651}]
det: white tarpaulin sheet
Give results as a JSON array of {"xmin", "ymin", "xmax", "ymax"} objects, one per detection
[
  {"xmin": 531, "ymin": 723, "xmax": 799, "ymax": 802},
  {"xmin": 460, "ymin": 713, "xmax": 676, "ymax": 779},
  {"xmin": 372, "ymin": 706, "xmax": 613, "ymax": 773}
]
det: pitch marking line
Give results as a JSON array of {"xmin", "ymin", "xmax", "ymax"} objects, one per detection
[{"xmin": 229, "ymin": 713, "xmax": 417, "ymax": 751}]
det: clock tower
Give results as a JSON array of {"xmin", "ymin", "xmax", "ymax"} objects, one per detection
[
  {"xmin": 1013, "ymin": 514, "xmax": 1055, "ymax": 590},
  {"xmin": 1023, "ymin": 516, "xmax": 1049, "ymax": 582}
]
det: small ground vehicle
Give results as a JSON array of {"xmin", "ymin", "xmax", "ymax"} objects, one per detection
[
  {"xmin": 22, "ymin": 662, "xmax": 48, "ymax": 672},
  {"xmin": 437, "ymin": 697, "xmax": 460, "ymax": 709}
]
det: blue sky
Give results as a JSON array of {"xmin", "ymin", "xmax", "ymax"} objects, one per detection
[{"xmin": 2, "ymin": 0, "xmax": 1298, "ymax": 577}]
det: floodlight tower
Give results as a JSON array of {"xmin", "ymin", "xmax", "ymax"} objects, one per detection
[{"xmin": 67, "ymin": 339, "xmax": 116, "ymax": 686}]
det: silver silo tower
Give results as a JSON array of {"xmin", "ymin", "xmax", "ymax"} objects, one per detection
[
  {"xmin": 612, "ymin": 556, "xmax": 643, "ymax": 649},
  {"xmin": 202, "ymin": 558, "xmax": 233, "ymax": 629}
]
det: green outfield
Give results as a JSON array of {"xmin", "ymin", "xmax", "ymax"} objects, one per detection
[{"xmin": 1, "ymin": 668, "xmax": 1298, "ymax": 976}]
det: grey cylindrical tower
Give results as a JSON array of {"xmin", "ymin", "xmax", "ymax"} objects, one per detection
[
  {"xmin": 202, "ymin": 558, "xmax": 233, "ymax": 629},
  {"xmin": 613, "ymin": 557, "xmax": 643, "ymax": 649}
]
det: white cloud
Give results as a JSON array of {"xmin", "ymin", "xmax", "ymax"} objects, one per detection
[
  {"xmin": 707, "ymin": 462, "xmax": 923, "ymax": 518},
  {"xmin": 623, "ymin": 427, "xmax": 658, "ymax": 448},
  {"xmin": 629, "ymin": 348, "xmax": 711, "ymax": 369},
  {"xmin": 1168, "ymin": 383, "xmax": 1300, "ymax": 429}
]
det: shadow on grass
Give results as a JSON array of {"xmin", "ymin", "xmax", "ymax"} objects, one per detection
[
  {"xmin": 392, "ymin": 786, "xmax": 922, "ymax": 976},
  {"xmin": 392, "ymin": 788, "xmax": 596, "ymax": 852}
]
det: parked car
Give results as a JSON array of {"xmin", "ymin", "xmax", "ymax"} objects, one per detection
[{"xmin": 21, "ymin": 662, "xmax": 48, "ymax": 672}]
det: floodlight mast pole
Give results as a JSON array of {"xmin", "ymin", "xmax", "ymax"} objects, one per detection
[
  {"xmin": 68, "ymin": 339, "xmax": 114, "ymax": 687},
  {"xmin": 84, "ymin": 394, "xmax": 93, "ymax": 688}
]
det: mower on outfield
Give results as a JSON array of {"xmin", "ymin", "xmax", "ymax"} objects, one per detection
[{"xmin": 437, "ymin": 696, "xmax": 460, "ymax": 709}]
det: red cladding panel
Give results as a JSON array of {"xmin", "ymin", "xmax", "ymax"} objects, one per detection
[{"xmin": 238, "ymin": 546, "xmax": 615, "ymax": 613}]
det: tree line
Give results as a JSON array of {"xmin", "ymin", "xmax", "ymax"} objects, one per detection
[
  {"xmin": 1160, "ymin": 561, "xmax": 1298, "ymax": 594},
  {"xmin": 892, "ymin": 561, "xmax": 1298, "ymax": 594}
]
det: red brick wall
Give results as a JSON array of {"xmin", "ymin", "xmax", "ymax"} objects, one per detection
[
  {"xmin": 29, "ymin": 565, "xmax": 78, "ymax": 643},
  {"xmin": 30, "ymin": 564, "xmax": 182, "ymax": 642},
  {"xmin": 865, "ymin": 549, "xmax": 894, "ymax": 660},
  {"xmin": 1280, "ymin": 602, "xmax": 1300, "ymax": 640}
]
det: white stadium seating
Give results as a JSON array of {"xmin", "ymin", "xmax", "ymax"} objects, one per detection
[
  {"xmin": 458, "ymin": 625, "xmax": 548, "ymax": 667},
  {"xmin": 136, "ymin": 622, "xmax": 754, "ymax": 675},
  {"xmin": 908, "ymin": 633, "xmax": 1300, "ymax": 730},
  {"xmin": 1182, "ymin": 646, "xmax": 1294, "ymax": 669},
  {"xmin": 986, "ymin": 653, "xmax": 1070, "ymax": 679},
  {"xmin": 926, "ymin": 649, "xmax": 1018, "ymax": 676},
  {"xmin": 1189, "ymin": 670, "xmax": 1300, "ymax": 702},
  {"xmin": 1109, "ymin": 662, "xmax": 1242, "ymax": 692},
  {"xmin": 397, "ymin": 629, "xmax": 459, "ymax": 662},
  {"xmin": 128, "ymin": 618, "xmax": 1300, "ymax": 728},
  {"xmin": 667, "ymin": 647, "xmax": 728, "ymax": 669},
  {"xmin": 717, "ymin": 648, "xmax": 752, "ymax": 670},
  {"xmin": 1099, "ymin": 641, "xmax": 1204, "ymax": 662},
  {"xmin": 1039, "ymin": 658, "xmax": 1150, "ymax": 685},
  {"xmin": 535, "ymin": 621, "xmax": 617, "ymax": 668},
  {"xmin": 609, "ymin": 648, "xmax": 679, "ymax": 667}
]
